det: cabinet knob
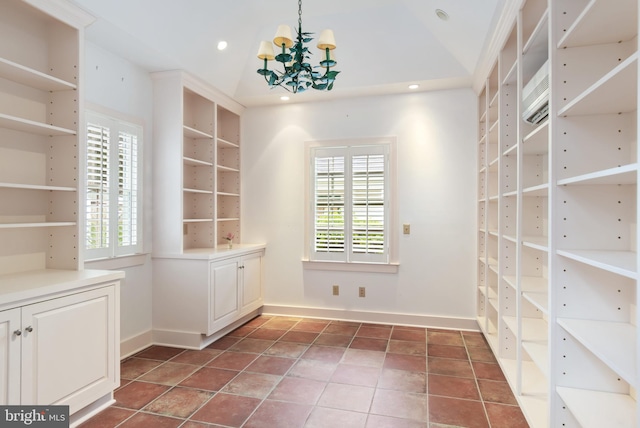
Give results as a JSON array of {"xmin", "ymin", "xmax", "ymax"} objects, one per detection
[
  {"xmin": 25, "ymin": 326, "xmax": 33, "ymax": 333},
  {"xmin": 13, "ymin": 330, "xmax": 21, "ymax": 337}
]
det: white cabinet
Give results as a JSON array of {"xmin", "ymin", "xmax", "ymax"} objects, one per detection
[
  {"xmin": 0, "ymin": 273, "xmax": 121, "ymax": 419},
  {"xmin": 153, "ymin": 247, "xmax": 265, "ymax": 349},
  {"xmin": 477, "ymin": 0, "xmax": 639, "ymax": 426}
]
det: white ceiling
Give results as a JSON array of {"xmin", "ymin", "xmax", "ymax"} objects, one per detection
[{"xmin": 69, "ymin": 0, "xmax": 505, "ymax": 107}]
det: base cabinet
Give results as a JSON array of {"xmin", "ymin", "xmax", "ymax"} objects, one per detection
[
  {"xmin": 153, "ymin": 246, "xmax": 265, "ymax": 348},
  {"xmin": 0, "ymin": 282, "xmax": 119, "ymax": 414}
]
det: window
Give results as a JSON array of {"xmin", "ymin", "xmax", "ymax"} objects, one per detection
[
  {"xmin": 85, "ymin": 110, "xmax": 143, "ymax": 260},
  {"xmin": 305, "ymin": 138, "xmax": 397, "ymax": 269}
]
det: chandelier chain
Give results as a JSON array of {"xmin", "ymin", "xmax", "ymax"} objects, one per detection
[{"xmin": 298, "ymin": 0, "xmax": 302, "ymax": 31}]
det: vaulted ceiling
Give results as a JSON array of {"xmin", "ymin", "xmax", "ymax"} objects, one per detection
[{"xmin": 70, "ymin": 0, "xmax": 505, "ymax": 106}]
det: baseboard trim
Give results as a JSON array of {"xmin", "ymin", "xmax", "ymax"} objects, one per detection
[
  {"xmin": 69, "ymin": 393, "xmax": 114, "ymax": 427},
  {"xmin": 262, "ymin": 304, "xmax": 480, "ymax": 331},
  {"xmin": 120, "ymin": 329, "xmax": 153, "ymax": 359}
]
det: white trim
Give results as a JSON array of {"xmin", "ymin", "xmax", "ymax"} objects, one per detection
[
  {"xmin": 85, "ymin": 253, "xmax": 148, "ymax": 270},
  {"xmin": 262, "ymin": 304, "xmax": 480, "ymax": 332},
  {"xmin": 302, "ymin": 259, "xmax": 399, "ymax": 274},
  {"xmin": 119, "ymin": 329, "xmax": 153, "ymax": 359}
]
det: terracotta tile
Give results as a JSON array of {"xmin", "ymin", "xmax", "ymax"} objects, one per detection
[
  {"xmin": 227, "ymin": 325, "xmax": 256, "ymax": 337},
  {"xmin": 377, "ymin": 368, "xmax": 426, "ymax": 393},
  {"xmin": 264, "ymin": 341, "xmax": 309, "ymax": 358},
  {"xmin": 135, "ymin": 346, "xmax": 184, "ymax": 361},
  {"xmin": 342, "ymin": 349, "xmax": 385, "ymax": 368},
  {"xmin": 330, "ymin": 320, "xmax": 361, "ymax": 327},
  {"xmin": 117, "ymin": 412, "xmax": 183, "ymax": 428},
  {"xmin": 180, "ymin": 422, "xmax": 217, "ymax": 428},
  {"xmin": 246, "ymin": 355, "xmax": 296, "ymax": 375},
  {"xmin": 463, "ymin": 331, "xmax": 490, "ymax": 348},
  {"xmin": 427, "ymin": 344, "xmax": 468, "ymax": 360},
  {"xmin": 390, "ymin": 328, "xmax": 426, "ymax": 342},
  {"xmin": 477, "ymin": 380, "xmax": 518, "ymax": 405},
  {"xmin": 429, "ymin": 395, "xmax": 489, "ymax": 428},
  {"xmin": 143, "ymin": 387, "xmax": 212, "ymax": 418},
  {"xmin": 77, "ymin": 406, "xmax": 134, "ymax": 427},
  {"xmin": 302, "ymin": 345, "xmax": 345, "ymax": 363},
  {"xmin": 314, "ymin": 333, "xmax": 353, "ymax": 347},
  {"xmin": 393, "ymin": 325, "xmax": 426, "ymax": 332},
  {"xmin": 229, "ymin": 338, "xmax": 275, "ymax": 353},
  {"xmin": 170, "ymin": 349, "xmax": 221, "ymax": 366},
  {"xmin": 114, "ymin": 381, "xmax": 170, "ymax": 409},
  {"xmin": 383, "ymin": 354, "xmax": 427, "ymax": 372},
  {"xmin": 361, "ymin": 323, "xmax": 392, "ymax": 330},
  {"xmin": 244, "ymin": 315, "xmax": 273, "ymax": 328},
  {"xmin": 221, "ymin": 372, "xmax": 281, "ymax": 398},
  {"xmin": 178, "ymin": 367, "xmax": 238, "ymax": 391},
  {"xmin": 280, "ymin": 330, "xmax": 319, "ymax": 344},
  {"xmin": 206, "ymin": 336, "xmax": 240, "ymax": 350},
  {"xmin": 467, "ymin": 346, "xmax": 498, "ymax": 363},
  {"xmin": 191, "ymin": 393, "xmax": 261, "ymax": 427},
  {"xmin": 324, "ymin": 324, "xmax": 359, "ymax": 336},
  {"xmin": 485, "ymin": 403, "xmax": 529, "ymax": 428},
  {"xmin": 428, "ymin": 357, "xmax": 474, "ymax": 378},
  {"xmin": 246, "ymin": 327, "xmax": 285, "ymax": 340},
  {"xmin": 356, "ymin": 326, "xmax": 391, "ymax": 339},
  {"xmin": 330, "ymin": 364, "xmax": 380, "ymax": 387},
  {"xmin": 428, "ymin": 374, "xmax": 481, "ymax": 400},
  {"xmin": 387, "ymin": 340, "xmax": 426, "ymax": 356},
  {"xmin": 268, "ymin": 376, "xmax": 326, "ymax": 404},
  {"xmin": 287, "ymin": 359, "xmax": 338, "ymax": 381},
  {"xmin": 472, "ymin": 361, "xmax": 507, "ymax": 381},
  {"xmin": 427, "ymin": 331, "xmax": 465, "ymax": 346},
  {"xmin": 292, "ymin": 321, "xmax": 329, "ymax": 332},
  {"xmin": 370, "ymin": 389, "xmax": 428, "ymax": 421},
  {"xmin": 349, "ymin": 337, "xmax": 388, "ymax": 352},
  {"xmin": 207, "ymin": 351, "xmax": 257, "ymax": 371},
  {"xmin": 117, "ymin": 379, "xmax": 132, "ymax": 390},
  {"xmin": 365, "ymin": 414, "xmax": 428, "ymax": 428},
  {"xmin": 306, "ymin": 407, "xmax": 367, "ymax": 428},
  {"xmin": 120, "ymin": 358, "xmax": 163, "ymax": 380},
  {"xmin": 243, "ymin": 400, "xmax": 313, "ymax": 428},
  {"xmin": 318, "ymin": 383, "xmax": 375, "ymax": 412},
  {"xmin": 262, "ymin": 318, "xmax": 298, "ymax": 330},
  {"xmin": 138, "ymin": 362, "xmax": 198, "ymax": 386}
]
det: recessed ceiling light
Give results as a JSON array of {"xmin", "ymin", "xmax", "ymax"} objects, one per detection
[
  {"xmin": 408, "ymin": 84, "xmax": 420, "ymax": 90},
  {"xmin": 217, "ymin": 41, "xmax": 228, "ymax": 50},
  {"xmin": 280, "ymin": 96, "xmax": 290, "ymax": 101},
  {"xmin": 435, "ymin": 9, "xmax": 449, "ymax": 21}
]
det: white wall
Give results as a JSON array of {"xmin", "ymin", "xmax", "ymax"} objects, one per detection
[
  {"xmin": 83, "ymin": 41, "xmax": 154, "ymax": 352},
  {"xmin": 242, "ymin": 88, "xmax": 478, "ymax": 328}
]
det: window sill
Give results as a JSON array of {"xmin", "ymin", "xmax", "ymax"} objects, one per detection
[
  {"xmin": 302, "ymin": 259, "xmax": 399, "ymax": 273},
  {"xmin": 85, "ymin": 253, "xmax": 149, "ymax": 270}
]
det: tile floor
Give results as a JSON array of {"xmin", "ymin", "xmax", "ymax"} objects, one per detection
[{"xmin": 80, "ymin": 315, "xmax": 529, "ymax": 428}]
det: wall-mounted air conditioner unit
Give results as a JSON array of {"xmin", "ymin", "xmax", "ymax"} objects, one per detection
[{"xmin": 522, "ymin": 60, "xmax": 549, "ymax": 125}]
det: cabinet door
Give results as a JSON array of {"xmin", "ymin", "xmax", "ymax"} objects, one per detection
[
  {"xmin": 0, "ymin": 308, "xmax": 20, "ymax": 405},
  {"xmin": 241, "ymin": 253, "xmax": 263, "ymax": 314},
  {"xmin": 20, "ymin": 286, "xmax": 118, "ymax": 413},
  {"xmin": 209, "ymin": 260, "xmax": 240, "ymax": 334}
]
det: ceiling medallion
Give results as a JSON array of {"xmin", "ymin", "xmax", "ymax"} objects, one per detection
[{"xmin": 256, "ymin": 0, "xmax": 339, "ymax": 93}]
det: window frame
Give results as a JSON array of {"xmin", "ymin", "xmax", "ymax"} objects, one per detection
[
  {"xmin": 84, "ymin": 106, "xmax": 144, "ymax": 261},
  {"xmin": 304, "ymin": 137, "xmax": 398, "ymax": 273}
]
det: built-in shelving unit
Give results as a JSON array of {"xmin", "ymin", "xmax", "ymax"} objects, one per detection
[
  {"xmin": 152, "ymin": 71, "xmax": 244, "ymax": 255},
  {"xmin": 476, "ymin": 0, "xmax": 639, "ymax": 426}
]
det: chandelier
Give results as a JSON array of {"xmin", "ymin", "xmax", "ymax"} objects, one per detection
[{"xmin": 256, "ymin": 0, "xmax": 339, "ymax": 93}]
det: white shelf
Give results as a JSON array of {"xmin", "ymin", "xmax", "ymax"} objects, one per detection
[
  {"xmin": 557, "ymin": 318, "xmax": 637, "ymax": 384},
  {"xmin": 557, "ymin": 387, "xmax": 636, "ymax": 428},
  {"xmin": 183, "ymin": 218, "xmax": 213, "ymax": 223},
  {"xmin": 0, "ymin": 222, "xmax": 75, "ymax": 229},
  {"xmin": 183, "ymin": 187, "xmax": 213, "ymax": 194},
  {"xmin": 183, "ymin": 125, "xmax": 213, "ymax": 139},
  {"xmin": 523, "ymin": 291, "xmax": 548, "ymax": 313},
  {"xmin": 522, "ymin": 183, "xmax": 548, "ymax": 196},
  {"xmin": 558, "ymin": 53, "xmax": 637, "ymax": 117},
  {"xmin": 217, "ymin": 217, "xmax": 240, "ymax": 222},
  {"xmin": 217, "ymin": 164, "xmax": 240, "ymax": 173},
  {"xmin": 523, "ymin": 8, "xmax": 549, "ymax": 56},
  {"xmin": 217, "ymin": 137, "xmax": 239, "ymax": 148},
  {"xmin": 0, "ymin": 57, "xmax": 77, "ymax": 91},
  {"xmin": 522, "ymin": 235, "xmax": 548, "ymax": 251},
  {"xmin": 217, "ymin": 192, "xmax": 240, "ymax": 197},
  {"xmin": 522, "ymin": 120, "xmax": 549, "ymax": 155},
  {"xmin": 522, "ymin": 341, "xmax": 549, "ymax": 376},
  {"xmin": 0, "ymin": 113, "xmax": 76, "ymax": 136},
  {"xmin": 557, "ymin": 163, "xmax": 638, "ymax": 186},
  {"xmin": 557, "ymin": 249, "xmax": 637, "ymax": 279},
  {"xmin": 503, "ymin": 315, "xmax": 548, "ymax": 342},
  {"xmin": 557, "ymin": 0, "xmax": 638, "ymax": 49},
  {"xmin": 0, "ymin": 183, "xmax": 76, "ymax": 192},
  {"xmin": 183, "ymin": 156, "xmax": 213, "ymax": 167}
]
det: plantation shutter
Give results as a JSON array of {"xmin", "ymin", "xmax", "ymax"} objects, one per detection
[
  {"xmin": 116, "ymin": 126, "xmax": 139, "ymax": 255},
  {"xmin": 313, "ymin": 149, "xmax": 345, "ymax": 260},
  {"xmin": 86, "ymin": 122, "xmax": 110, "ymax": 257}
]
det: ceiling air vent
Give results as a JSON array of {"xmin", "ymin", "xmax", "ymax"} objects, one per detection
[{"xmin": 522, "ymin": 60, "xmax": 549, "ymax": 125}]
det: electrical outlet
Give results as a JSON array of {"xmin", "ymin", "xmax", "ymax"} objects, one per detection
[
  {"xmin": 359, "ymin": 287, "xmax": 366, "ymax": 298},
  {"xmin": 332, "ymin": 285, "xmax": 339, "ymax": 296},
  {"xmin": 403, "ymin": 224, "xmax": 410, "ymax": 234}
]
